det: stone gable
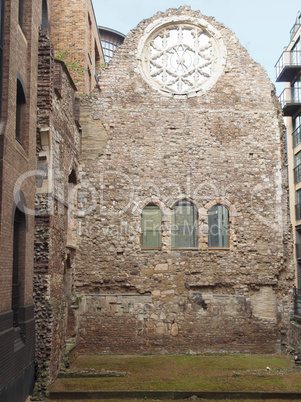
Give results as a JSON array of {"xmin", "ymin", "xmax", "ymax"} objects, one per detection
[{"xmin": 76, "ymin": 6, "xmax": 294, "ymax": 354}]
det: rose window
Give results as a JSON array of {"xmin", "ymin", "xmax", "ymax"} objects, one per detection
[{"xmin": 138, "ymin": 17, "xmax": 226, "ymax": 97}]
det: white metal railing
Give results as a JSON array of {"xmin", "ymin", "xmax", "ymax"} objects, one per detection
[
  {"xmin": 279, "ymin": 87, "xmax": 301, "ymax": 109},
  {"xmin": 275, "ymin": 50, "xmax": 301, "ymax": 79}
]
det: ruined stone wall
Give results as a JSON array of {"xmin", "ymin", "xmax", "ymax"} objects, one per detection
[
  {"xmin": 34, "ymin": 31, "xmax": 80, "ymax": 393},
  {"xmin": 76, "ymin": 7, "xmax": 294, "ymax": 354}
]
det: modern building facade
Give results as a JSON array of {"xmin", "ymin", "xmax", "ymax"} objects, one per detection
[
  {"xmin": 275, "ymin": 11, "xmax": 301, "ymax": 315},
  {"xmin": 99, "ymin": 26, "xmax": 125, "ymax": 64}
]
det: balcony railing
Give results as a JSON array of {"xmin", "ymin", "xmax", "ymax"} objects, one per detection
[
  {"xmin": 291, "ymin": 22, "xmax": 301, "ymax": 41},
  {"xmin": 279, "ymin": 87, "xmax": 301, "ymax": 116},
  {"xmin": 275, "ymin": 51, "xmax": 301, "ymax": 82},
  {"xmin": 293, "ymin": 124, "xmax": 301, "ymax": 148}
]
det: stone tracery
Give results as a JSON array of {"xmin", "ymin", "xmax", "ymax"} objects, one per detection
[{"xmin": 145, "ymin": 23, "xmax": 213, "ymax": 94}]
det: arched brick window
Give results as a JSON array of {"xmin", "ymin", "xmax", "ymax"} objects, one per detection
[
  {"xmin": 141, "ymin": 203, "xmax": 162, "ymax": 249},
  {"xmin": 171, "ymin": 200, "xmax": 198, "ymax": 248},
  {"xmin": 208, "ymin": 204, "xmax": 229, "ymax": 248}
]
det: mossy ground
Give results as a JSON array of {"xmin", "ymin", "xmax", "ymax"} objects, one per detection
[{"xmin": 50, "ymin": 353, "xmax": 301, "ymax": 398}]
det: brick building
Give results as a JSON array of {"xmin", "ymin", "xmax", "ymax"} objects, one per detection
[
  {"xmin": 50, "ymin": 0, "xmax": 103, "ymax": 93},
  {"xmin": 76, "ymin": 6, "xmax": 294, "ymax": 354},
  {"xmin": 0, "ymin": 0, "xmax": 43, "ymax": 400}
]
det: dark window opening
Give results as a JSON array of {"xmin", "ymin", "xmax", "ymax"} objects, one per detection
[
  {"xmin": 41, "ymin": 0, "xmax": 50, "ymax": 31},
  {"xmin": 16, "ymin": 77, "xmax": 26, "ymax": 143},
  {"xmin": 94, "ymin": 41, "xmax": 100, "ymax": 80},
  {"xmin": 68, "ymin": 169, "xmax": 77, "ymax": 184},
  {"xmin": 18, "ymin": 0, "xmax": 23, "ymax": 29},
  {"xmin": 12, "ymin": 208, "xmax": 26, "ymax": 328}
]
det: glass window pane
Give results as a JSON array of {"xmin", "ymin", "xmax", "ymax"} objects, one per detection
[
  {"xmin": 141, "ymin": 204, "xmax": 161, "ymax": 248},
  {"xmin": 208, "ymin": 204, "xmax": 229, "ymax": 247},
  {"xmin": 295, "ymin": 151, "xmax": 301, "ymax": 167},
  {"xmin": 171, "ymin": 200, "xmax": 198, "ymax": 248},
  {"xmin": 297, "ymin": 189, "xmax": 301, "ymax": 204}
]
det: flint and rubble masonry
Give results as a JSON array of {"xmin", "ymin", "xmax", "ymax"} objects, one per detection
[{"xmin": 76, "ymin": 7, "xmax": 294, "ymax": 354}]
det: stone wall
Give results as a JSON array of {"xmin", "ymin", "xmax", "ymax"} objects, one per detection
[
  {"xmin": 77, "ymin": 289, "xmax": 284, "ymax": 353},
  {"xmin": 34, "ymin": 30, "xmax": 81, "ymax": 394},
  {"xmin": 76, "ymin": 7, "xmax": 294, "ymax": 354}
]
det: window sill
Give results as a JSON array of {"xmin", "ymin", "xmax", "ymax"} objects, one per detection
[
  {"xmin": 171, "ymin": 247, "xmax": 198, "ymax": 250},
  {"xmin": 141, "ymin": 248, "xmax": 162, "ymax": 252},
  {"xmin": 208, "ymin": 247, "xmax": 230, "ymax": 250}
]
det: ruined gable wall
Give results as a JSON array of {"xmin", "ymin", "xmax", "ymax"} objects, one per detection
[{"xmin": 76, "ymin": 7, "xmax": 294, "ymax": 354}]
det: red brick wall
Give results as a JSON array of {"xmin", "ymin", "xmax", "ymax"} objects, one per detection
[{"xmin": 50, "ymin": 0, "xmax": 104, "ymax": 94}]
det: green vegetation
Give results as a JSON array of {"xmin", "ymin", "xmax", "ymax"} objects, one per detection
[
  {"xmin": 55, "ymin": 48, "xmax": 86, "ymax": 79},
  {"xmin": 50, "ymin": 354, "xmax": 301, "ymax": 394}
]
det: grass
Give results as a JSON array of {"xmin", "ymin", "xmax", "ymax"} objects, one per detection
[{"xmin": 49, "ymin": 353, "xmax": 301, "ymax": 394}]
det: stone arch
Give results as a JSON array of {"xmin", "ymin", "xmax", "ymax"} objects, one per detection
[{"xmin": 134, "ymin": 196, "xmax": 166, "ymax": 218}]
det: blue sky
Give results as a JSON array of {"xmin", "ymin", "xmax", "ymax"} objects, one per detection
[{"xmin": 93, "ymin": 1, "xmax": 301, "ymax": 94}]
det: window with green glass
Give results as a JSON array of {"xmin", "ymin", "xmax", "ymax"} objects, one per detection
[
  {"xmin": 141, "ymin": 204, "xmax": 162, "ymax": 248},
  {"xmin": 208, "ymin": 204, "xmax": 229, "ymax": 248},
  {"xmin": 295, "ymin": 150, "xmax": 301, "ymax": 167},
  {"xmin": 296, "ymin": 190, "xmax": 301, "ymax": 221},
  {"xmin": 171, "ymin": 200, "xmax": 198, "ymax": 248}
]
